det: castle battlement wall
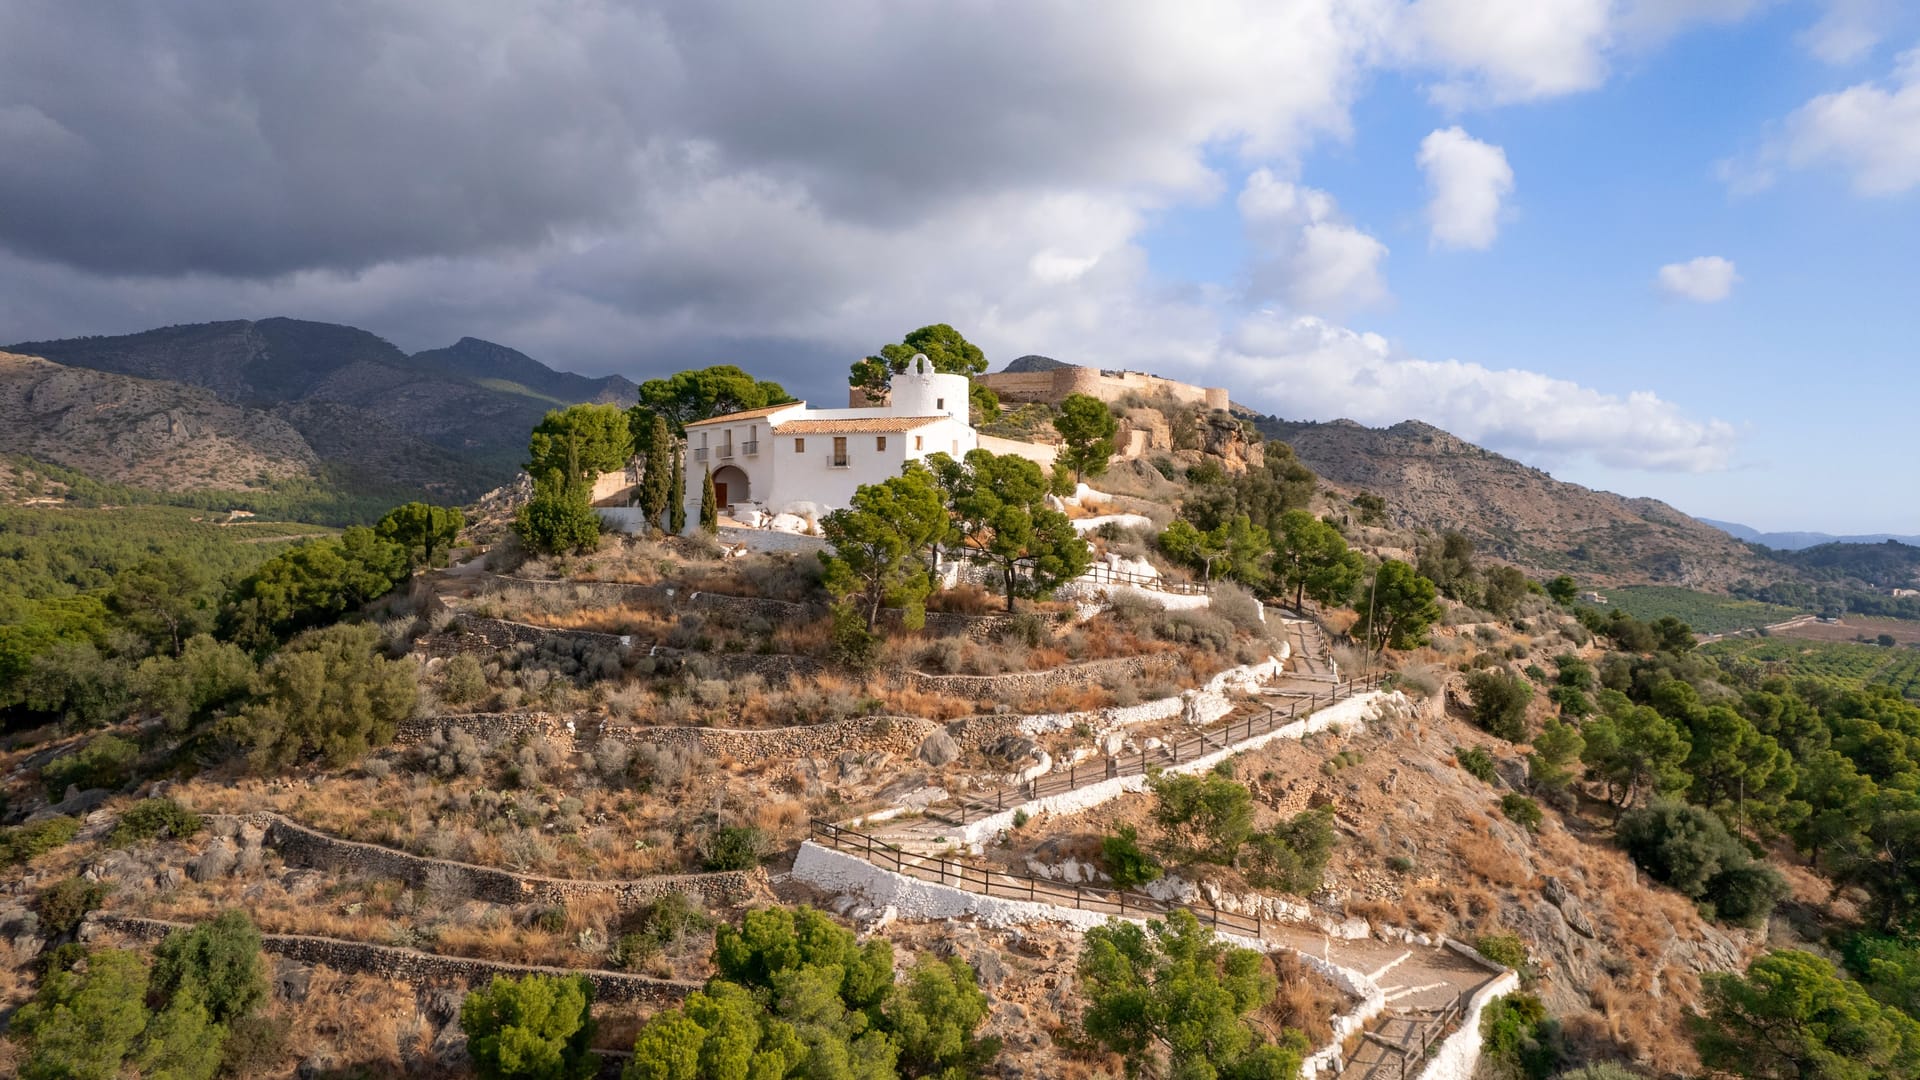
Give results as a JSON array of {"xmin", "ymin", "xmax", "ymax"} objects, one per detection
[{"xmin": 979, "ymin": 365, "xmax": 1227, "ymax": 412}]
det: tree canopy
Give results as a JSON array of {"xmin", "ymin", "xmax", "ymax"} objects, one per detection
[
  {"xmin": 821, "ymin": 466, "xmax": 950, "ymax": 630},
  {"xmin": 1053, "ymin": 393, "xmax": 1118, "ymax": 484},
  {"xmin": 527, "ymin": 403, "xmax": 634, "ymax": 487},
  {"xmin": 947, "ymin": 450, "xmax": 1092, "ymax": 612},
  {"xmin": 1695, "ymin": 950, "xmax": 1920, "ymax": 1080},
  {"xmin": 1077, "ymin": 908, "xmax": 1308, "ymax": 1080},
  {"xmin": 375, "ymin": 501, "xmax": 465, "ymax": 571},
  {"xmin": 1354, "ymin": 559, "xmax": 1442, "ymax": 653},
  {"xmin": 461, "ymin": 973, "xmax": 599, "ymax": 1080},
  {"xmin": 638, "ymin": 366, "xmax": 794, "ymax": 435}
]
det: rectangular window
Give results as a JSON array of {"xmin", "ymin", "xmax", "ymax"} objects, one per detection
[
  {"xmin": 951, "ymin": 439, "xmax": 959, "ymax": 455},
  {"xmin": 936, "ymin": 397, "xmax": 945, "ymax": 410},
  {"xmin": 794, "ymin": 437, "xmax": 805, "ymax": 453},
  {"xmin": 914, "ymin": 435, "xmax": 924, "ymax": 451},
  {"xmin": 876, "ymin": 436, "xmax": 887, "ymax": 451},
  {"xmin": 831, "ymin": 436, "xmax": 848, "ymax": 468}
]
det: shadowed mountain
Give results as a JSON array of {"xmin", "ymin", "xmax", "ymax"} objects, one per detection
[{"xmin": 1699, "ymin": 518, "xmax": 1920, "ymax": 551}]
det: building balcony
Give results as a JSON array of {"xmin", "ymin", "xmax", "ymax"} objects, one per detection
[
  {"xmin": 826, "ymin": 454, "xmax": 851, "ymax": 469},
  {"xmin": 742, "ymin": 439, "xmax": 759, "ymax": 456},
  {"xmin": 693, "ymin": 447, "xmax": 709, "ymax": 462},
  {"xmin": 718, "ymin": 445, "xmax": 735, "ymax": 460}
]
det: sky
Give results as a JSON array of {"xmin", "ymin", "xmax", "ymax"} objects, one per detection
[{"xmin": 1, "ymin": 1, "xmax": 1916, "ymax": 534}]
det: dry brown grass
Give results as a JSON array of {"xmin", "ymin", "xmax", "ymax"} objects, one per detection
[{"xmin": 1266, "ymin": 951, "xmax": 1343, "ymax": 1044}]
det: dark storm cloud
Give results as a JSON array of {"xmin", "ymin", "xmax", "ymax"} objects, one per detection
[{"xmin": 0, "ymin": 2, "xmax": 674, "ymax": 276}]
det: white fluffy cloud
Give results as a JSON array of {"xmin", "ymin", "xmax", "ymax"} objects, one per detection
[
  {"xmin": 1801, "ymin": 0, "xmax": 1892, "ymax": 65},
  {"xmin": 1651, "ymin": 255, "xmax": 1743, "ymax": 299},
  {"xmin": 1656, "ymin": 256, "xmax": 1740, "ymax": 302},
  {"xmin": 1779, "ymin": 48, "xmax": 1920, "ymax": 194},
  {"xmin": 1238, "ymin": 170, "xmax": 1389, "ymax": 313},
  {"xmin": 1416, "ymin": 127, "xmax": 1514, "ymax": 249},
  {"xmin": 1206, "ymin": 312, "xmax": 1736, "ymax": 472}
]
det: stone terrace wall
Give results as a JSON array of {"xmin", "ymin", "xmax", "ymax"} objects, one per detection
[
  {"xmin": 608, "ymin": 714, "xmax": 938, "ymax": 761},
  {"xmin": 478, "ymin": 575, "xmax": 1030, "ymax": 641},
  {"xmin": 87, "ymin": 913, "xmax": 696, "ymax": 1006},
  {"xmin": 905, "ymin": 653, "xmax": 1172, "ymax": 696},
  {"xmin": 205, "ymin": 812, "xmax": 757, "ymax": 910}
]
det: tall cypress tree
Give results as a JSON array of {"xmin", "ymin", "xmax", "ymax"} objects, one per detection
[
  {"xmin": 640, "ymin": 414, "xmax": 673, "ymax": 532},
  {"xmin": 699, "ymin": 466, "xmax": 718, "ymax": 533},
  {"xmin": 669, "ymin": 448, "xmax": 687, "ymax": 534}
]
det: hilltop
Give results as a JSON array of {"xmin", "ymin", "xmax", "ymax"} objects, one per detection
[
  {"xmin": 1701, "ymin": 518, "xmax": 1920, "ymax": 551},
  {"xmin": 1253, "ymin": 416, "xmax": 1772, "ymax": 588},
  {"xmin": 4, "ymin": 318, "xmax": 637, "ymax": 506}
]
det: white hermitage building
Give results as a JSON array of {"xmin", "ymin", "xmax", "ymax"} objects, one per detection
[{"xmin": 677, "ymin": 355, "xmax": 978, "ymax": 534}]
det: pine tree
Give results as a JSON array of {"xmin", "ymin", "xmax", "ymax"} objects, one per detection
[{"xmin": 699, "ymin": 466, "xmax": 718, "ymax": 533}]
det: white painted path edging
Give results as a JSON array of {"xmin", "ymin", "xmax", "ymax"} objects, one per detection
[
  {"xmin": 791, "ymin": 841, "xmax": 1383, "ymax": 1079},
  {"xmin": 955, "ymin": 691, "xmax": 1392, "ymax": 846},
  {"xmin": 1415, "ymin": 970, "xmax": 1521, "ymax": 1080}
]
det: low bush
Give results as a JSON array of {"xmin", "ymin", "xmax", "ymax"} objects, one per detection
[
  {"xmin": 110, "ymin": 798, "xmax": 203, "ymax": 847},
  {"xmin": 1455, "ymin": 746, "xmax": 1498, "ymax": 783},
  {"xmin": 35, "ymin": 877, "xmax": 111, "ymax": 936},
  {"xmin": 1244, "ymin": 808, "xmax": 1337, "ymax": 895},
  {"xmin": 0, "ymin": 816, "xmax": 81, "ymax": 867},
  {"xmin": 700, "ymin": 825, "xmax": 765, "ymax": 871},
  {"xmin": 1101, "ymin": 824, "xmax": 1164, "ymax": 888},
  {"xmin": 1467, "ymin": 669, "xmax": 1533, "ymax": 741},
  {"xmin": 41, "ymin": 733, "xmax": 140, "ymax": 798},
  {"xmin": 1500, "ymin": 793, "xmax": 1544, "ymax": 832}
]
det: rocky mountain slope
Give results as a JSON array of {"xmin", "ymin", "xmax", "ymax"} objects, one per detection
[
  {"xmin": 4, "ymin": 319, "xmax": 637, "ymax": 501},
  {"xmin": 1255, "ymin": 416, "xmax": 1772, "ymax": 587},
  {"xmin": 0, "ymin": 351, "xmax": 321, "ymax": 492}
]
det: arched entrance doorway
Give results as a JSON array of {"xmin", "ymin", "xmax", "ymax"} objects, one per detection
[{"xmin": 711, "ymin": 465, "xmax": 750, "ymax": 508}]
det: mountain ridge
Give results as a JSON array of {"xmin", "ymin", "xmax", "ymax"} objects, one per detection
[
  {"xmin": 1253, "ymin": 414, "xmax": 1774, "ymax": 588},
  {"xmin": 1698, "ymin": 517, "xmax": 1920, "ymax": 551},
  {"xmin": 4, "ymin": 318, "xmax": 641, "ymax": 507}
]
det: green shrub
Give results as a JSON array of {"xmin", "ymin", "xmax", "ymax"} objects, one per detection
[
  {"xmin": 42, "ymin": 734, "xmax": 140, "ymax": 799},
  {"xmin": 1467, "ymin": 669, "xmax": 1533, "ymax": 741},
  {"xmin": 1500, "ymin": 793, "xmax": 1544, "ymax": 832},
  {"xmin": 533, "ymin": 907, "xmax": 569, "ymax": 934},
  {"xmin": 1455, "ymin": 745, "xmax": 1498, "ymax": 783},
  {"xmin": 1101, "ymin": 824, "xmax": 1164, "ymax": 888},
  {"xmin": 1148, "ymin": 770, "xmax": 1255, "ymax": 865},
  {"xmin": 152, "ymin": 909, "xmax": 268, "ymax": 1024},
  {"xmin": 0, "ymin": 815, "xmax": 81, "ymax": 867},
  {"xmin": 110, "ymin": 798, "xmax": 203, "ymax": 847},
  {"xmin": 442, "ymin": 654, "xmax": 488, "ymax": 705},
  {"xmin": 36, "ymin": 877, "xmax": 111, "ymax": 936},
  {"xmin": 1011, "ymin": 808, "xmax": 1030, "ymax": 830},
  {"xmin": 1476, "ymin": 933, "xmax": 1529, "ymax": 971},
  {"xmin": 1616, "ymin": 800, "xmax": 1787, "ymax": 927},
  {"xmin": 700, "ymin": 826, "xmax": 765, "ymax": 871},
  {"xmin": 1479, "ymin": 992, "xmax": 1562, "ymax": 1079},
  {"xmin": 1387, "ymin": 855, "xmax": 1416, "ymax": 874},
  {"xmin": 1244, "ymin": 808, "xmax": 1337, "ymax": 895}
]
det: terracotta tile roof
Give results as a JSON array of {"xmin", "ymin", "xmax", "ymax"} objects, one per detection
[
  {"xmin": 773, "ymin": 415, "xmax": 947, "ymax": 435},
  {"xmin": 685, "ymin": 402, "xmax": 804, "ymax": 427}
]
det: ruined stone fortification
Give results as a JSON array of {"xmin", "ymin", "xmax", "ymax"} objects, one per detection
[
  {"xmin": 979, "ymin": 362, "xmax": 1228, "ymax": 412},
  {"xmin": 87, "ymin": 913, "xmax": 697, "ymax": 1005},
  {"xmin": 203, "ymin": 812, "xmax": 759, "ymax": 909}
]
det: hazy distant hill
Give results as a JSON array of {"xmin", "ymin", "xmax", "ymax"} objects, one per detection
[
  {"xmin": 1255, "ymin": 416, "xmax": 1773, "ymax": 587},
  {"xmin": 5, "ymin": 318, "xmax": 639, "ymax": 504},
  {"xmin": 1700, "ymin": 518, "xmax": 1920, "ymax": 551}
]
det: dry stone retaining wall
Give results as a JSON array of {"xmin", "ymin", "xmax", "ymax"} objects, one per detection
[
  {"xmin": 906, "ymin": 653, "xmax": 1167, "ymax": 696},
  {"xmin": 204, "ymin": 812, "xmax": 757, "ymax": 910},
  {"xmin": 86, "ymin": 913, "xmax": 696, "ymax": 1006}
]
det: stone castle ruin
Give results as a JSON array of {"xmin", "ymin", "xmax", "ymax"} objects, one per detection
[{"xmin": 977, "ymin": 355, "xmax": 1230, "ymax": 412}]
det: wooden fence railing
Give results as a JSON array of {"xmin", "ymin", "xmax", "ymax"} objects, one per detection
[
  {"xmin": 1360, "ymin": 994, "xmax": 1466, "ymax": 1079},
  {"xmin": 944, "ymin": 671, "xmax": 1385, "ymax": 823},
  {"xmin": 808, "ymin": 819, "xmax": 1271, "ymax": 940}
]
